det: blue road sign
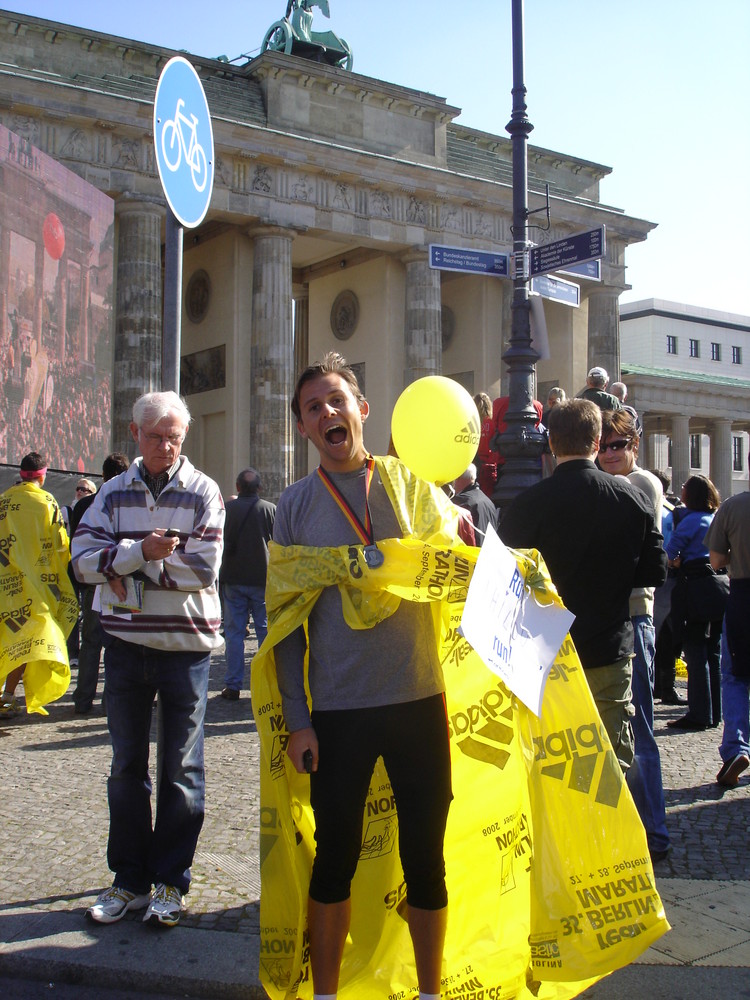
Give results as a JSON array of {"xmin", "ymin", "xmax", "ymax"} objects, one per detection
[
  {"xmin": 154, "ymin": 56, "xmax": 214, "ymax": 229},
  {"xmin": 429, "ymin": 244, "xmax": 509, "ymax": 277},
  {"xmin": 559, "ymin": 258, "xmax": 601, "ymax": 281},
  {"xmin": 529, "ymin": 226, "xmax": 605, "ymax": 278},
  {"xmin": 531, "ymin": 274, "xmax": 580, "ymax": 307}
]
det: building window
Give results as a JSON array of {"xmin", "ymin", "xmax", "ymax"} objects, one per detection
[
  {"xmin": 690, "ymin": 434, "xmax": 702, "ymax": 469},
  {"xmin": 689, "ymin": 338, "xmax": 700, "ymax": 358},
  {"xmin": 667, "ymin": 438, "xmax": 672, "ymax": 468},
  {"xmin": 732, "ymin": 345, "xmax": 742, "ymax": 365},
  {"xmin": 711, "ymin": 342, "xmax": 721, "ymax": 361},
  {"xmin": 667, "ymin": 335, "xmax": 677, "ymax": 355},
  {"xmin": 734, "ymin": 437, "xmax": 745, "ymax": 472}
]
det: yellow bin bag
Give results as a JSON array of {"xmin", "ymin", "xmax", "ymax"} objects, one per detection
[
  {"xmin": 0, "ymin": 483, "xmax": 77, "ymax": 713},
  {"xmin": 252, "ymin": 457, "xmax": 669, "ymax": 999}
]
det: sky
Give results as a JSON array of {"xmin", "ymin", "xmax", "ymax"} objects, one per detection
[{"xmin": 8, "ymin": 0, "xmax": 750, "ymax": 316}]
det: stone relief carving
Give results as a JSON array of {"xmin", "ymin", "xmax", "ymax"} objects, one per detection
[
  {"xmin": 330, "ymin": 290, "xmax": 359, "ymax": 340},
  {"xmin": 113, "ymin": 138, "xmax": 139, "ymax": 168},
  {"xmin": 60, "ymin": 128, "xmax": 89, "ymax": 160},
  {"xmin": 10, "ymin": 115, "xmax": 39, "ymax": 143},
  {"xmin": 440, "ymin": 206, "xmax": 460, "ymax": 231},
  {"xmin": 214, "ymin": 155, "xmax": 230, "ymax": 187},
  {"xmin": 252, "ymin": 165, "xmax": 272, "ymax": 193},
  {"xmin": 406, "ymin": 196, "xmax": 426, "ymax": 224},
  {"xmin": 333, "ymin": 182, "xmax": 351, "ymax": 210},
  {"xmin": 473, "ymin": 213, "xmax": 492, "ymax": 238},
  {"xmin": 292, "ymin": 175, "xmax": 313, "ymax": 201},
  {"xmin": 370, "ymin": 189, "xmax": 392, "ymax": 218}
]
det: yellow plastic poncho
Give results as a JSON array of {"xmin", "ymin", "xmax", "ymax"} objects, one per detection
[
  {"xmin": 0, "ymin": 481, "xmax": 78, "ymax": 713},
  {"xmin": 251, "ymin": 456, "xmax": 669, "ymax": 999}
]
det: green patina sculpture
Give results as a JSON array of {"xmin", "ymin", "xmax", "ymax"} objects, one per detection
[{"xmin": 261, "ymin": 1, "xmax": 353, "ymax": 71}]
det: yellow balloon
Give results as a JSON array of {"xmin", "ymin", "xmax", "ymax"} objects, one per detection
[{"xmin": 391, "ymin": 376, "xmax": 481, "ymax": 483}]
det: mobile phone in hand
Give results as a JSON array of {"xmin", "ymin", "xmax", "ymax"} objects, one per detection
[
  {"xmin": 303, "ymin": 749, "xmax": 313, "ymax": 773},
  {"xmin": 165, "ymin": 528, "xmax": 180, "ymax": 538}
]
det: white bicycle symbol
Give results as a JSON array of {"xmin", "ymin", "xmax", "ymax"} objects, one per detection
[{"xmin": 160, "ymin": 98, "xmax": 208, "ymax": 193}]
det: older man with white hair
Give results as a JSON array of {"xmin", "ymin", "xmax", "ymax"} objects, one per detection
[
  {"xmin": 452, "ymin": 462, "xmax": 498, "ymax": 537},
  {"xmin": 73, "ymin": 391, "xmax": 225, "ymax": 928},
  {"xmin": 578, "ymin": 366, "xmax": 623, "ymax": 412}
]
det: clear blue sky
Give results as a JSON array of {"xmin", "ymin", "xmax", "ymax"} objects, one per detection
[{"xmin": 10, "ymin": 0, "xmax": 750, "ymax": 315}]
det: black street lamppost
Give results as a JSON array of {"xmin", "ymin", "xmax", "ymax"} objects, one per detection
[{"xmin": 492, "ymin": 0, "xmax": 546, "ymax": 513}]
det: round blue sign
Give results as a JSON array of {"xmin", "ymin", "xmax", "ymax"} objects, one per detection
[{"xmin": 153, "ymin": 56, "xmax": 215, "ymax": 229}]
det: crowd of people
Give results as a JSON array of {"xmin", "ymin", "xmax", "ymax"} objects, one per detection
[
  {"xmin": 2, "ymin": 360, "xmax": 748, "ymax": 1000},
  {"xmin": 2, "ymin": 335, "xmax": 111, "ymax": 470}
]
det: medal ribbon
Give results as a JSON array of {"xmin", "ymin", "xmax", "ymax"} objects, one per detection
[{"xmin": 317, "ymin": 455, "xmax": 376, "ymax": 546}]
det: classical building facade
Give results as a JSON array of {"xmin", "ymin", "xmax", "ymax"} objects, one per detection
[
  {"xmin": 0, "ymin": 10, "xmax": 656, "ymax": 500},
  {"xmin": 620, "ymin": 299, "xmax": 750, "ymax": 500}
]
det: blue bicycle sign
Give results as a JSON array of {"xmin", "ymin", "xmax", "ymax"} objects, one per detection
[{"xmin": 153, "ymin": 56, "xmax": 214, "ymax": 228}]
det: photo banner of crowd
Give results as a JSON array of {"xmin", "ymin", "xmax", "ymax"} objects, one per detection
[{"xmin": 0, "ymin": 122, "xmax": 114, "ymax": 503}]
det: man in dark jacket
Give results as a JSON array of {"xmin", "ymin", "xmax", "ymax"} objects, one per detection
[
  {"xmin": 499, "ymin": 399, "xmax": 667, "ymax": 771},
  {"xmin": 220, "ymin": 467, "xmax": 276, "ymax": 699},
  {"xmin": 452, "ymin": 463, "xmax": 497, "ymax": 538}
]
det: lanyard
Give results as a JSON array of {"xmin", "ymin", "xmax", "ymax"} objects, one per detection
[{"xmin": 316, "ymin": 456, "xmax": 384, "ymax": 568}]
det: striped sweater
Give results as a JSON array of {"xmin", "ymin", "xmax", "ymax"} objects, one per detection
[{"xmin": 71, "ymin": 456, "xmax": 225, "ymax": 652}]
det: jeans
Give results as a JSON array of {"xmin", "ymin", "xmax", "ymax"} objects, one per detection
[
  {"xmin": 625, "ymin": 616, "xmax": 670, "ymax": 854},
  {"xmin": 73, "ymin": 585, "xmax": 105, "ymax": 711},
  {"xmin": 683, "ymin": 618, "xmax": 722, "ymax": 727},
  {"xmin": 222, "ymin": 583, "xmax": 268, "ymax": 691},
  {"xmin": 104, "ymin": 638, "xmax": 211, "ymax": 895},
  {"xmin": 719, "ymin": 624, "xmax": 750, "ymax": 762}
]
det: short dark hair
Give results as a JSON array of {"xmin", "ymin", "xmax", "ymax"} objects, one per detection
[
  {"xmin": 682, "ymin": 474, "xmax": 720, "ymax": 513},
  {"xmin": 547, "ymin": 399, "xmax": 601, "ymax": 458},
  {"xmin": 20, "ymin": 451, "xmax": 46, "ymax": 472},
  {"xmin": 102, "ymin": 452, "xmax": 130, "ymax": 482},
  {"xmin": 236, "ymin": 468, "xmax": 261, "ymax": 496},
  {"xmin": 291, "ymin": 352, "xmax": 364, "ymax": 420},
  {"xmin": 649, "ymin": 468, "xmax": 671, "ymax": 493}
]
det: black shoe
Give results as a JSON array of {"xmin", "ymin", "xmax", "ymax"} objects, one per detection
[
  {"xmin": 650, "ymin": 847, "xmax": 671, "ymax": 864},
  {"xmin": 74, "ymin": 703, "xmax": 93, "ymax": 715},
  {"xmin": 659, "ymin": 689, "xmax": 686, "ymax": 705},
  {"xmin": 716, "ymin": 752, "xmax": 750, "ymax": 787},
  {"xmin": 667, "ymin": 715, "xmax": 707, "ymax": 731},
  {"xmin": 220, "ymin": 687, "xmax": 240, "ymax": 701}
]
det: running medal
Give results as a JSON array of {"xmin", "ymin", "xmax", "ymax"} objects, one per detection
[
  {"xmin": 363, "ymin": 544, "xmax": 385, "ymax": 568},
  {"xmin": 317, "ymin": 455, "xmax": 385, "ymax": 569}
]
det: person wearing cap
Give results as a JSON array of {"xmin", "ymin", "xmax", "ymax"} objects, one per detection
[{"xmin": 578, "ymin": 366, "xmax": 623, "ymax": 412}]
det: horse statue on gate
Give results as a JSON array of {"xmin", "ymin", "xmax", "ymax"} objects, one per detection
[{"xmin": 261, "ymin": 1, "xmax": 353, "ymax": 71}]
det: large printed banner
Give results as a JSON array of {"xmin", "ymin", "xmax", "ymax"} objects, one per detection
[
  {"xmin": 252, "ymin": 506, "xmax": 669, "ymax": 999},
  {"xmin": 0, "ymin": 123, "xmax": 114, "ymax": 472}
]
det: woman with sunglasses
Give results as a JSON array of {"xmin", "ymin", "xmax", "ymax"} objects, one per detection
[
  {"xmin": 665, "ymin": 474, "xmax": 728, "ymax": 731},
  {"xmin": 599, "ymin": 409, "xmax": 670, "ymax": 862}
]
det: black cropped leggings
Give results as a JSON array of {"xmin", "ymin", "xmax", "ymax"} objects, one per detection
[{"xmin": 308, "ymin": 694, "xmax": 452, "ymax": 910}]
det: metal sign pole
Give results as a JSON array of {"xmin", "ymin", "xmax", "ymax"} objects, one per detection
[
  {"xmin": 162, "ymin": 208, "xmax": 183, "ymax": 393},
  {"xmin": 493, "ymin": 0, "xmax": 547, "ymax": 513}
]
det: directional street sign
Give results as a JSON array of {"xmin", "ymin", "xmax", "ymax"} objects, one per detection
[
  {"xmin": 429, "ymin": 244, "xmax": 509, "ymax": 277},
  {"xmin": 531, "ymin": 274, "xmax": 580, "ymax": 307},
  {"xmin": 558, "ymin": 258, "xmax": 601, "ymax": 282},
  {"xmin": 529, "ymin": 226, "xmax": 605, "ymax": 279},
  {"xmin": 154, "ymin": 56, "xmax": 214, "ymax": 229}
]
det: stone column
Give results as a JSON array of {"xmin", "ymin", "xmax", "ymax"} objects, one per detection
[
  {"xmin": 402, "ymin": 248, "xmax": 441, "ymax": 386},
  {"xmin": 113, "ymin": 196, "xmax": 165, "ymax": 456},
  {"xmin": 293, "ymin": 282, "xmax": 309, "ymax": 482},
  {"xmin": 640, "ymin": 416, "xmax": 656, "ymax": 470},
  {"xmin": 709, "ymin": 418, "xmax": 733, "ymax": 501},
  {"xmin": 670, "ymin": 414, "xmax": 690, "ymax": 498},
  {"xmin": 249, "ymin": 226, "xmax": 294, "ymax": 502},
  {"xmin": 587, "ymin": 286, "xmax": 621, "ymax": 380}
]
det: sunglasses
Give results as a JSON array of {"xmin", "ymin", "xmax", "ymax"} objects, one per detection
[
  {"xmin": 599, "ymin": 439, "xmax": 631, "ymax": 454},
  {"xmin": 76, "ymin": 486, "xmax": 94, "ymax": 494}
]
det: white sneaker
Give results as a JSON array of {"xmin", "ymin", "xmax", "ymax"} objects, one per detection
[
  {"xmin": 86, "ymin": 885, "xmax": 151, "ymax": 924},
  {"xmin": 143, "ymin": 882, "xmax": 184, "ymax": 927}
]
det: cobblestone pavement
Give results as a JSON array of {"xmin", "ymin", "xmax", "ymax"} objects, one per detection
[
  {"xmin": 1, "ymin": 651, "xmax": 749, "ymax": 998},
  {"xmin": 0, "ymin": 638, "xmax": 262, "ymax": 934}
]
